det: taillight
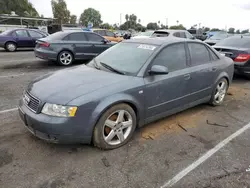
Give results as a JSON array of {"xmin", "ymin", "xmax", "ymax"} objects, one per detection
[
  {"xmin": 234, "ymin": 54, "xmax": 250, "ymax": 62},
  {"xmin": 40, "ymin": 42, "xmax": 50, "ymax": 47}
]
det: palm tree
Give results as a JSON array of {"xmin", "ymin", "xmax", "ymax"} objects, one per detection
[
  {"xmin": 176, "ymin": 20, "xmax": 179, "ymax": 25},
  {"xmin": 125, "ymin": 14, "xmax": 129, "ymax": 22},
  {"xmin": 138, "ymin": 19, "xmax": 141, "ymax": 23}
]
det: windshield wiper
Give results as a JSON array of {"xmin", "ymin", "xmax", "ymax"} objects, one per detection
[
  {"xmin": 93, "ymin": 59, "xmax": 100, "ymax": 70},
  {"xmin": 100, "ymin": 62, "xmax": 125, "ymax": 75}
]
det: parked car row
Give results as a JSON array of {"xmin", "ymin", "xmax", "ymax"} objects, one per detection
[{"xmin": 19, "ymin": 36, "xmax": 234, "ymax": 149}]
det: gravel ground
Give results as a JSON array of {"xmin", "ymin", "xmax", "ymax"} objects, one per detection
[{"xmin": 0, "ymin": 50, "xmax": 250, "ymax": 188}]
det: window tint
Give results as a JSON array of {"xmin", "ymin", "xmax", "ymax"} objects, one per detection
[
  {"xmin": 173, "ymin": 32, "xmax": 181, "ymax": 38},
  {"xmin": 106, "ymin": 31, "xmax": 115, "ymax": 37},
  {"xmin": 28, "ymin": 30, "xmax": 44, "ymax": 38},
  {"xmin": 15, "ymin": 30, "xmax": 29, "ymax": 37},
  {"xmin": 68, "ymin": 33, "xmax": 87, "ymax": 41},
  {"xmin": 151, "ymin": 31, "xmax": 169, "ymax": 37},
  {"xmin": 86, "ymin": 33, "xmax": 103, "ymax": 42},
  {"xmin": 188, "ymin": 43, "xmax": 211, "ymax": 66},
  {"xmin": 152, "ymin": 43, "xmax": 187, "ymax": 72}
]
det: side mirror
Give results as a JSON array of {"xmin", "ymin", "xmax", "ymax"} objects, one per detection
[
  {"xmin": 102, "ymin": 39, "xmax": 109, "ymax": 44},
  {"xmin": 149, "ymin": 65, "xmax": 169, "ymax": 75}
]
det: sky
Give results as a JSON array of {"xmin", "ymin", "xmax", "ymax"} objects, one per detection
[{"xmin": 29, "ymin": 0, "xmax": 250, "ymax": 30}]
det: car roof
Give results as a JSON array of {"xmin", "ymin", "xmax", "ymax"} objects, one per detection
[{"xmin": 123, "ymin": 37, "xmax": 196, "ymax": 46}]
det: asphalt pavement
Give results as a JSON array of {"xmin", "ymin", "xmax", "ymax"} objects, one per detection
[{"xmin": 1, "ymin": 49, "xmax": 250, "ymax": 188}]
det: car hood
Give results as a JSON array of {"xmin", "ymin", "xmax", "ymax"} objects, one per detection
[{"xmin": 27, "ymin": 66, "xmax": 130, "ymax": 104}]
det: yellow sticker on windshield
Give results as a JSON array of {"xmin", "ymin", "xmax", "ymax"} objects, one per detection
[{"xmin": 138, "ymin": 44, "xmax": 156, "ymax": 50}]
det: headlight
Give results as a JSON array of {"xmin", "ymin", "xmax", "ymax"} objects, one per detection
[{"xmin": 42, "ymin": 103, "xmax": 77, "ymax": 117}]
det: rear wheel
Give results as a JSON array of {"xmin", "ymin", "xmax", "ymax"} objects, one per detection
[
  {"xmin": 210, "ymin": 78, "xmax": 228, "ymax": 106},
  {"xmin": 57, "ymin": 51, "xmax": 73, "ymax": 66},
  {"xmin": 93, "ymin": 104, "xmax": 136, "ymax": 150},
  {"xmin": 5, "ymin": 42, "xmax": 17, "ymax": 52}
]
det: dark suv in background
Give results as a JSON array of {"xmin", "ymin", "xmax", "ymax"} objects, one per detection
[
  {"xmin": 34, "ymin": 31, "xmax": 116, "ymax": 66},
  {"xmin": 0, "ymin": 28, "xmax": 48, "ymax": 52}
]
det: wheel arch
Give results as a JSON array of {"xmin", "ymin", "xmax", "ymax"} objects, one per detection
[
  {"xmin": 5, "ymin": 41, "xmax": 17, "ymax": 48},
  {"xmin": 214, "ymin": 72, "xmax": 230, "ymax": 87}
]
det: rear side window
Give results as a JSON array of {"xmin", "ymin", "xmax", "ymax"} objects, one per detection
[
  {"xmin": 67, "ymin": 33, "xmax": 87, "ymax": 41},
  {"xmin": 152, "ymin": 43, "xmax": 187, "ymax": 72},
  {"xmin": 94, "ymin": 30, "xmax": 106, "ymax": 36},
  {"xmin": 28, "ymin": 30, "xmax": 44, "ymax": 38},
  {"xmin": 188, "ymin": 43, "xmax": 211, "ymax": 66},
  {"xmin": 86, "ymin": 33, "xmax": 103, "ymax": 42},
  {"xmin": 15, "ymin": 30, "xmax": 29, "ymax": 37},
  {"xmin": 106, "ymin": 31, "xmax": 115, "ymax": 37},
  {"xmin": 207, "ymin": 47, "xmax": 219, "ymax": 61},
  {"xmin": 179, "ymin": 32, "xmax": 186, "ymax": 38},
  {"xmin": 173, "ymin": 32, "xmax": 180, "ymax": 38},
  {"xmin": 152, "ymin": 31, "xmax": 169, "ymax": 37}
]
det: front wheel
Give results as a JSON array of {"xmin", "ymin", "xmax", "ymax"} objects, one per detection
[
  {"xmin": 57, "ymin": 51, "xmax": 74, "ymax": 66},
  {"xmin": 210, "ymin": 78, "xmax": 228, "ymax": 106},
  {"xmin": 93, "ymin": 104, "xmax": 137, "ymax": 150}
]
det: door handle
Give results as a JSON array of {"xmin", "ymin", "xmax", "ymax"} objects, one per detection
[
  {"xmin": 212, "ymin": 67, "xmax": 217, "ymax": 72},
  {"xmin": 184, "ymin": 74, "xmax": 191, "ymax": 80}
]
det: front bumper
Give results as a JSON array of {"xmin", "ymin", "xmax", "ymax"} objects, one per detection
[
  {"xmin": 34, "ymin": 48, "xmax": 57, "ymax": 61},
  {"xmin": 19, "ymin": 100, "xmax": 92, "ymax": 144}
]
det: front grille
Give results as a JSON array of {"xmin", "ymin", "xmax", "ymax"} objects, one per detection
[{"xmin": 24, "ymin": 92, "xmax": 40, "ymax": 113}]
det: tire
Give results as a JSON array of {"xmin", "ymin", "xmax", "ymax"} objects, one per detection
[
  {"xmin": 57, "ymin": 51, "xmax": 74, "ymax": 66},
  {"xmin": 209, "ymin": 78, "xmax": 228, "ymax": 106},
  {"xmin": 5, "ymin": 42, "xmax": 17, "ymax": 52},
  {"xmin": 93, "ymin": 103, "xmax": 137, "ymax": 150}
]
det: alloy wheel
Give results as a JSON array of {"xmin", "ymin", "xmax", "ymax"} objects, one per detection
[
  {"xmin": 7, "ymin": 43, "xmax": 16, "ymax": 52},
  {"xmin": 59, "ymin": 52, "xmax": 72, "ymax": 65},
  {"xmin": 102, "ymin": 110, "xmax": 133, "ymax": 146},
  {"xmin": 214, "ymin": 80, "xmax": 227, "ymax": 103}
]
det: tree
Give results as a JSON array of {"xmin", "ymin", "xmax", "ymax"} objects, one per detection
[
  {"xmin": 204, "ymin": 27, "xmax": 210, "ymax": 32},
  {"xmin": 100, "ymin": 23, "xmax": 112, "ymax": 29},
  {"xmin": 125, "ymin": 14, "xmax": 129, "ymax": 22},
  {"xmin": 241, "ymin": 29, "xmax": 249, "ymax": 34},
  {"xmin": 0, "ymin": 0, "xmax": 39, "ymax": 17},
  {"xmin": 138, "ymin": 19, "xmax": 141, "ymax": 23},
  {"xmin": 51, "ymin": 0, "xmax": 71, "ymax": 24},
  {"xmin": 169, "ymin": 24, "xmax": 186, "ymax": 30},
  {"xmin": 147, "ymin": 22, "xmax": 159, "ymax": 30},
  {"xmin": 70, "ymin": 15, "xmax": 77, "ymax": 24},
  {"xmin": 236, "ymin": 29, "xmax": 241, "ymax": 34},
  {"xmin": 79, "ymin": 8, "xmax": 102, "ymax": 27},
  {"xmin": 228, "ymin": 27, "xmax": 235, "ymax": 34}
]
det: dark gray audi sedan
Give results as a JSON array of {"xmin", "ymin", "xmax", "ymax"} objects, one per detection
[{"xmin": 19, "ymin": 38, "xmax": 234, "ymax": 149}]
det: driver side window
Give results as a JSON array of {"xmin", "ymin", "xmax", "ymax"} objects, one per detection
[{"xmin": 152, "ymin": 43, "xmax": 187, "ymax": 72}]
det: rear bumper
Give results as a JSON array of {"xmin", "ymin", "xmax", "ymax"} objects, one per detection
[
  {"xmin": 34, "ymin": 48, "xmax": 57, "ymax": 61},
  {"xmin": 234, "ymin": 64, "xmax": 250, "ymax": 75}
]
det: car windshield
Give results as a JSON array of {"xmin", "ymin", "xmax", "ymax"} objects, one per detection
[
  {"xmin": 89, "ymin": 42, "xmax": 158, "ymax": 75},
  {"xmin": 210, "ymin": 33, "xmax": 228, "ymax": 40},
  {"xmin": 216, "ymin": 36, "xmax": 250, "ymax": 48},
  {"xmin": 138, "ymin": 31, "xmax": 154, "ymax": 36}
]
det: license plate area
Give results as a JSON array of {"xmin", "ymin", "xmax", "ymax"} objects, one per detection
[{"xmin": 19, "ymin": 107, "xmax": 28, "ymax": 126}]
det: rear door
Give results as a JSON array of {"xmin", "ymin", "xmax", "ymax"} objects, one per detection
[
  {"xmin": 27, "ymin": 30, "xmax": 45, "ymax": 47},
  {"xmin": 14, "ymin": 30, "xmax": 33, "ymax": 47},
  {"xmin": 67, "ymin": 32, "xmax": 93, "ymax": 59},
  {"xmin": 186, "ymin": 42, "xmax": 220, "ymax": 100},
  {"xmin": 85, "ymin": 32, "xmax": 111, "ymax": 55}
]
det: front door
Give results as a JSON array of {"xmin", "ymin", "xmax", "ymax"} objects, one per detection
[
  {"xmin": 85, "ymin": 32, "xmax": 110, "ymax": 55},
  {"xmin": 14, "ymin": 30, "xmax": 33, "ymax": 47},
  {"xmin": 27, "ymin": 30, "xmax": 45, "ymax": 47},
  {"xmin": 143, "ymin": 43, "xmax": 190, "ymax": 119}
]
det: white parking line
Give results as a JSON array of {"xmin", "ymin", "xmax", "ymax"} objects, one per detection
[
  {"xmin": 160, "ymin": 122, "xmax": 250, "ymax": 188},
  {"xmin": 0, "ymin": 73, "xmax": 25, "ymax": 78},
  {"xmin": 0, "ymin": 108, "xmax": 18, "ymax": 114}
]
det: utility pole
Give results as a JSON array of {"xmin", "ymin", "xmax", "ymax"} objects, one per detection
[
  {"xmin": 120, "ymin": 13, "xmax": 122, "ymax": 26},
  {"xmin": 166, "ymin": 18, "xmax": 168, "ymax": 27}
]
